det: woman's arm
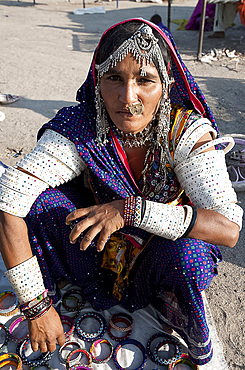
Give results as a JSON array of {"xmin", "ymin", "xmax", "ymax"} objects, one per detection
[
  {"xmin": 187, "ymin": 208, "xmax": 239, "ymax": 247},
  {"xmin": 0, "ymin": 211, "xmax": 66, "ymax": 353}
]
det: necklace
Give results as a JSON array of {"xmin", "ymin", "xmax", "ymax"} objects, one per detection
[{"xmin": 115, "ymin": 121, "xmax": 154, "ymax": 148}]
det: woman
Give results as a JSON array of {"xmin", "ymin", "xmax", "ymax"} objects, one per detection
[{"xmin": 0, "ymin": 19, "xmax": 242, "ymax": 366}]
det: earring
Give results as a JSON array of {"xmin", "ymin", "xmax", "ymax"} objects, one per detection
[
  {"xmin": 95, "ymin": 84, "xmax": 109, "ymax": 148},
  {"xmin": 156, "ymin": 88, "xmax": 171, "ymax": 147}
]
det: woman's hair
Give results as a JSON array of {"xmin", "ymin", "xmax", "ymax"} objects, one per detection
[
  {"xmin": 150, "ymin": 14, "xmax": 162, "ymax": 25},
  {"xmin": 95, "ymin": 20, "xmax": 172, "ymax": 83}
]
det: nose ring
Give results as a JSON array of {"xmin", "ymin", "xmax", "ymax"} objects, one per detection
[{"xmin": 127, "ymin": 98, "xmax": 144, "ymax": 116}]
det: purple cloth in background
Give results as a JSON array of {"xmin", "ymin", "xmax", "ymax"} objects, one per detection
[{"xmin": 186, "ymin": 0, "xmax": 216, "ymax": 31}]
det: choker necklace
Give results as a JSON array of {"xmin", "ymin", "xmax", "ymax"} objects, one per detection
[{"xmin": 115, "ymin": 121, "xmax": 154, "ymax": 148}]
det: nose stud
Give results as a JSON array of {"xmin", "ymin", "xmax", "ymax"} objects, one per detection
[{"xmin": 127, "ymin": 98, "xmax": 144, "ymax": 116}]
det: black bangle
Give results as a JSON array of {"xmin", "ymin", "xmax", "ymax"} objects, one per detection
[
  {"xmin": 182, "ymin": 206, "xmax": 197, "ymax": 238},
  {"xmin": 141, "ymin": 198, "xmax": 146, "ymax": 220}
]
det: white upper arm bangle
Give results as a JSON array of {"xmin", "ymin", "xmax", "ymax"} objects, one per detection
[
  {"xmin": 0, "ymin": 130, "xmax": 86, "ymax": 217},
  {"xmin": 174, "ymin": 123, "xmax": 243, "ymax": 230}
]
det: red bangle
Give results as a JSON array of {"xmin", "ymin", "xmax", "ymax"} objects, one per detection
[
  {"xmin": 109, "ymin": 313, "xmax": 134, "ymax": 332},
  {"xmin": 60, "ymin": 315, "xmax": 75, "ymax": 340},
  {"xmin": 108, "ymin": 317, "xmax": 132, "ymax": 342},
  {"xmin": 66, "ymin": 348, "xmax": 92, "ymax": 370}
]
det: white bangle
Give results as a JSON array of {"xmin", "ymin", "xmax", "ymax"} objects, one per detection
[
  {"xmin": 5, "ymin": 256, "xmax": 46, "ymax": 305},
  {"xmin": 139, "ymin": 201, "xmax": 194, "ymax": 241}
]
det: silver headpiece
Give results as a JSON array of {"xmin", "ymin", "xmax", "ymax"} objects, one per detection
[{"xmin": 95, "ymin": 24, "xmax": 170, "ymax": 83}]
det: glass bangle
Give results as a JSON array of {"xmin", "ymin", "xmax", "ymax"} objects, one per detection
[
  {"xmin": 146, "ymin": 332, "xmax": 181, "ymax": 365},
  {"xmin": 168, "ymin": 353, "xmax": 199, "ymax": 369},
  {"xmin": 0, "ymin": 353, "xmax": 23, "ymax": 370},
  {"xmin": 75, "ymin": 312, "xmax": 106, "ymax": 342},
  {"xmin": 153, "ymin": 338, "xmax": 182, "ymax": 366},
  {"xmin": 113, "ymin": 338, "xmax": 147, "ymax": 370},
  {"xmin": 58, "ymin": 340, "xmax": 82, "ymax": 364},
  {"xmin": 0, "ymin": 323, "xmax": 10, "ymax": 349},
  {"xmin": 17, "ymin": 337, "xmax": 53, "ymax": 367},
  {"xmin": 62, "ymin": 288, "xmax": 85, "ymax": 310},
  {"xmin": 108, "ymin": 317, "xmax": 132, "ymax": 342},
  {"xmin": 109, "ymin": 312, "xmax": 134, "ymax": 332},
  {"xmin": 9, "ymin": 316, "xmax": 29, "ymax": 343},
  {"xmin": 60, "ymin": 315, "xmax": 75, "ymax": 339},
  {"xmin": 90, "ymin": 338, "xmax": 113, "ymax": 363},
  {"xmin": 66, "ymin": 348, "xmax": 92, "ymax": 370},
  {"xmin": 0, "ymin": 291, "xmax": 19, "ymax": 316}
]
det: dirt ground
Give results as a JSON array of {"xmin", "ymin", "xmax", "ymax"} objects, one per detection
[{"xmin": 0, "ymin": 0, "xmax": 244, "ymax": 368}]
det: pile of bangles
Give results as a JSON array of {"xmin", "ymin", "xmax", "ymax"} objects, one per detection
[{"xmin": 0, "ymin": 289, "xmax": 199, "ymax": 369}]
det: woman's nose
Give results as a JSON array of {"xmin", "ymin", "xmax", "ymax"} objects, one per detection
[{"xmin": 119, "ymin": 80, "xmax": 138, "ymax": 105}]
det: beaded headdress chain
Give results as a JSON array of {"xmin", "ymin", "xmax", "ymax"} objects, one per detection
[{"xmin": 94, "ymin": 23, "xmax": 173, "ymax": 195}]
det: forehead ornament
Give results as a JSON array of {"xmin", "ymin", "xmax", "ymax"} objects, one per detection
[{"xmin": 95, "ymin": 24, "xmax": 169, "ymax": 83}]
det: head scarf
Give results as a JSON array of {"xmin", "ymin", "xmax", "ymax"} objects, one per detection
[{"xmin": 39, "ymin": 18, "xmax": 218, "ymax": 205}]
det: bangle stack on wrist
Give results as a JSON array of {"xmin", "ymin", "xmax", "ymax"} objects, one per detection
[
  {"xmin": 21, "ymin": 296, "xmax": 52, "ymax": 320},
  {"xmin": 123, "ymin": 196, "xmax": 142, "ymax": 227}
]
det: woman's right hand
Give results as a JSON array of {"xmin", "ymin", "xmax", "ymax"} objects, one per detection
[{"xmin": 28, "ymin": 306, "xmax": 66, "ymax": 353}]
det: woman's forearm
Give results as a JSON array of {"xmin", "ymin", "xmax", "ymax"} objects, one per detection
[
  {"xmin": 188, "ymin": 208, "xmax": 240, "ymax": 248},
  {"xmin": 0, "ymin": 211, "xmax": 33, "ymax": 268}
]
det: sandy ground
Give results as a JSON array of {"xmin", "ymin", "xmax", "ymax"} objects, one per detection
[{"xmin": 0, "ymin": 0, "xmax": 244, "ymax": 368}]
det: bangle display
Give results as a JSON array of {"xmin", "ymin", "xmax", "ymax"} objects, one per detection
[
  {"xmin": 58, "ymin": 340, "xmax": 82, "ymax": 364},
  {"xmin": 90, "ymin": 338, "xmax": 113, "ymax": 363},
  {"xmin": 0, "ymin": 353, "xmax": 23, "ymax": 370},
  {"xmin": 146, "ymin": 333, "xmax": 182, "ymax": 366},
  {"xmin": 168, "ymin": 353, "xmax": 199, "ymax": 369},
  {"xmin": 0, "ymin": 323, "xmax": 10, "ymax": 349},
  {"xmin": 0, "ymin": 291, "xmax": 19, "ymax": 316},
  {"xmin": 9, "ymin": 316, "xmax": 29, "ymax": 343},
  {"xmin": 113, "ymin": 338, "xmax": 147, "ymax": 370},
  {"xmin": 75, "ymin": 312, "xmax": 106, "ymax": 342},
  {"xmin": 17, "ymin": 337, "xmax": 53, "ymax": 367},
  {"xmin": 66, "ymin": 348, "xmax": 92, "ymax": 370},
  {"xmin": 108, "ymin": 317, "xmax": 132, "ymax": 342},
  {"xmin": 60, "ymin": 315, "xmax": 75, "ymax": 340},
  {"xmin": 109, "ymin": 313, "xmax": 134, "ymax": 332},
  {"xmin": 153, "ymin": 338, "xmax": 181, "ymax": 366}
]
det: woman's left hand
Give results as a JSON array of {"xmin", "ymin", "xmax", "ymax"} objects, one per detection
[{"xmin": 66, "ymin": 200, "xmax": 125, "ymax": 252}]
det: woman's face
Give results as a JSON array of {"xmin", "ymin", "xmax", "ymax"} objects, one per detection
[{"xmin": 100, "ymin": 53, "xmax": 162, "ymax": 134}]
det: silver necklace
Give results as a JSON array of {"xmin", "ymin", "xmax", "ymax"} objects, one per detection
[{"xmin": 115, "ymin": 121, "xmax": 154, "ymax": 148}]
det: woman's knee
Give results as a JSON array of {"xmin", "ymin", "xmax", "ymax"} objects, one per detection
[{"xmin": 170, "ymin": 238, "xmax": 215, "ymax": 289}]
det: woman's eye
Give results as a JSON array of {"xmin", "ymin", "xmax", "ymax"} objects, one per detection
[
  {"xmin": 107, "ymin": 75, "xmax": 121, "ymax": 81},
  {"xmin": 138, "ymin": 78, "xmax": 153, "ymax": 84}
]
